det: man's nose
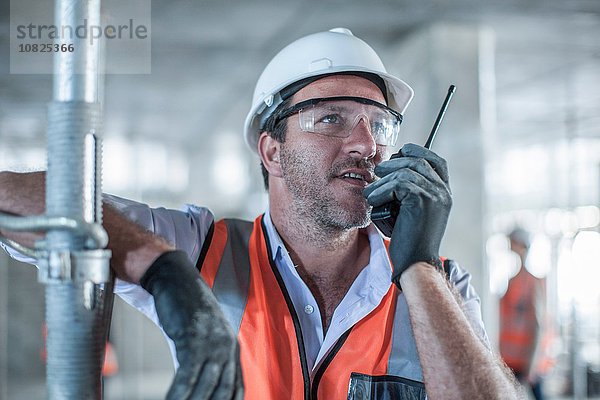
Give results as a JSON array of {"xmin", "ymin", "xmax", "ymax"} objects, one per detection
[{"xmin": 344, "ymin": 115, "xmax": 377, "ymax": 159}]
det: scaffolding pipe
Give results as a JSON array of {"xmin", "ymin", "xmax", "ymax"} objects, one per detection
[{"xmin": 43, "ymin": 0, "xmax": 112, "ymax": 398}]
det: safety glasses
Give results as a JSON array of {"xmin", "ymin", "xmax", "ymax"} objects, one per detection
[{"xmin": 274, "ymin": 96, "xmax": 403, "ymax": 146}]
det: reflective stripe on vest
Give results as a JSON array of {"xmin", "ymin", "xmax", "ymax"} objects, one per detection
[
  {"xmin": 212, "ymin": 219, "xmax": 252, "ymax": 335},
  {"xmin": 198, "ymin": 215, "xmax": 426, "ymax": 400}
]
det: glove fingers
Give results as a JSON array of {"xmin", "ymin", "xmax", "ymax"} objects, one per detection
[
  {"xmin": 366, "ymin": 178, "xmax": 429, "ymax": 208},
  {"xmin": 375, "ymin": 157, "xmax": 441, "ymax": 185},
  {"xmin": 189, "ymin": 362, "xmax": 222, "ymax": 399},
  {"xmin": 365, "ymin": 168, "xmax": 441, "ymax": 206},
  {"xmin": 400, "ymin": 143, "xmax": 450, "ymax": 184},
  {"xmin": 378, "ymin": 155, "xmax": 448, "ymax": 187},
  {"xmin": 364, "ymin": 168, "xmax": 405, "ymax": 199},
  {"xmin": 208, "ymin": 359, "xmax": 237, "ymax": 400},
  {"xmin": 232, "ymin": 360, "xmax": 244, "ymax": 400},
  {"xmin": 233, "ymin": 388, "xmax": 244, "ymax": 400},
  {"xmin": 166, "ymin": 361, "xmax": 204, "ymax": 400}
]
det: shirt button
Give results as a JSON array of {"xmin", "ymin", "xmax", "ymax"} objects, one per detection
[{"xmin": 304, "ymin": 305, "xmax": 314, "ymax": 314}]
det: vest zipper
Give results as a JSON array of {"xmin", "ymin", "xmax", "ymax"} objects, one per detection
[
  {"xmin": 262, "ymin": 217, "xmax": 311, "ymax": 400},
  {"xmin": 310, "ymin": 328, "xmax": 353, "ymax": 400}
]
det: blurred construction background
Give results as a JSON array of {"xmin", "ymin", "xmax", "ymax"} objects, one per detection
[{"xmin": 0, "ymin": 0, "xmax": 599, "ymax": 398}]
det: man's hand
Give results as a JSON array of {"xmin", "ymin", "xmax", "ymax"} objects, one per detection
[
  {"xmin": 363, "ymin": 143, "xmax": 452, "ymax": 286},
  {"xmin": 141, "ymin": 251, "xmax": 243, "ymax": 400}
]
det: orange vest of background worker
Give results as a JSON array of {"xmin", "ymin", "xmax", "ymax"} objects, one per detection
[
  {"xmin": 499, "ymin": 228, "xmax": 551, "ymax": 400},
  {"xmin": 197, "ymin": 216, "xmax": 486, "ymax": 400}
]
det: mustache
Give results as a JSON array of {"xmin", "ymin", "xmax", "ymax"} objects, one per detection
[{"xmin": 329, "ymin": 158, "xmax": 376, "ymax": 178}]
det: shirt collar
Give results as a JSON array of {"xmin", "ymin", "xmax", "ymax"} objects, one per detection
[{"xmin": 262, "ymin": 209, "xmax": 288, "ymax": 262}]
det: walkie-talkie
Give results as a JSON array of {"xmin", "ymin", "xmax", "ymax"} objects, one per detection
[{"xmin": 371, "ymin": 85, "xmax": 456, "ymax": 237}]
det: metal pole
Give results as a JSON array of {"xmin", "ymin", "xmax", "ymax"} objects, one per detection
[{"xmin": 44, "ymin": 0, "xmax": 112, "ymax": 398}]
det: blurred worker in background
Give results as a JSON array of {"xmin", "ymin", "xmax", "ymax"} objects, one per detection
[
  {"xmin": 500, "ymin": 228, "xmax": 552, "ymax": 400},
  {"xmin": 1, "ymin": 28, "xmax": 522, "ymax": 399}
]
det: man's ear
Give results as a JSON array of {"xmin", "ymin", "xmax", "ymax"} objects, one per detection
[{"xmin": 258, "ymin": 132, "xmax": 283, "ymax": 178}]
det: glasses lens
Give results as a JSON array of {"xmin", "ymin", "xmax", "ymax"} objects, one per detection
[{"xmin": 298, "ymin": 99, "xmax": 400, "ymax": 146}]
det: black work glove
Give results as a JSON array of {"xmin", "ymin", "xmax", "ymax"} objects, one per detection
[
  {"xmin": 363, "ymin": 143, "xmax": 452, "ymax": 288},
  {"xmin": 141, "ymin": 250, "xmax": 243, "ymax": 400}
]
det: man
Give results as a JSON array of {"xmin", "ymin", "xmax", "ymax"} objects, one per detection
[
  {"xmin": 500, "ymin": 228, "xmax": 551, "ymax": 400},
  {"xmin": 1, "ymin": 28, "xmax": 520, "ymax": 399}
]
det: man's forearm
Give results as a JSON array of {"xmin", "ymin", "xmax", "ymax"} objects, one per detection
[
  {"xmin": 104, "ymin": 202, "xmax": 172, "ymax": 283},
  {"xmin": 0, "ymin": 171, "xmax": 46, "ymax": 247},
  {"xmin": 399, "ymin": 263, "xmax": 522, "ymax": 399},
  {"xmin": 0, "ymin": 170, "xmax": 168, "ymax": 283},
  {"xmin": 0, "ymin": 171, "xmax": 46, "ymax": 215}
]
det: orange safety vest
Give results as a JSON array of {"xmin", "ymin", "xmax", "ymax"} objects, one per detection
[
  {"xmin": 499, "ymin": 267, "xmax": 545, "ymax": 373},
  {"xmin": 197, "ymin": 215, "xmax": 428, "ymax": 400}
]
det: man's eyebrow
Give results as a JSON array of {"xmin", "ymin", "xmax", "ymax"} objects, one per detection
[{"xmin": 320, "ymin": 103, "xmax": 350, "ymax": 112}]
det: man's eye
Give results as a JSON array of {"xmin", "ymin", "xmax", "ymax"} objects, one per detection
[
  {"xmin": 372, "ymin": 121, "xmax": 384, "ymax": 132},
  {"xmin": 318, "ymin": 113, "xmax": 343, "ymax": 124}
]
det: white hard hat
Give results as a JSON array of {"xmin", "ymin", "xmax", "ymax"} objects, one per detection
[{"xmin": 243, "ymin": 27, "xmax": 414, "ymax": 153}]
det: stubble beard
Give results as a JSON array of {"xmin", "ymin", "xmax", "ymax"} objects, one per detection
[{"xmin": 279, "ymin": 145, "xmax": 372, "ymax": 232}]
